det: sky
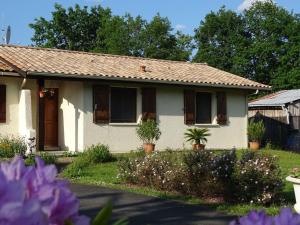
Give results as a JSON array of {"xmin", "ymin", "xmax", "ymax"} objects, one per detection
[{"xmin": 1, "ymin": 0, "xmax": 299, "ymax": 45}]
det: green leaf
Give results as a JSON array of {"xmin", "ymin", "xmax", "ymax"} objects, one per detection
[{"xmin": 92, "ymin": 201, "xmax": 113, "ymax": 225}]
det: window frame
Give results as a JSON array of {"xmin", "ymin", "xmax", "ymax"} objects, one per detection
[
  {"xmin": 109, "ymin": 86, "xmax": 138, "ymax": 124},
  {"xmin": 195, "ymin": 91, "xmax": 213, "ymax": 125}
]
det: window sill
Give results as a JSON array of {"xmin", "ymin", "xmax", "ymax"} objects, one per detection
[
  {"xmin": 194, "ymin": 123, "xmax": 220, "ymax": 127},
  {"xmin": 109, "ymin": 123, "xmax": 138, "ymax": 126}
]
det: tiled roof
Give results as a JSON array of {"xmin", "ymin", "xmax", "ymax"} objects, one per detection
[
  {"xmin": 0, "ymin": 45, "xmax": 270, "ymax": 90},
  {"xmin": 0, "ymin": 60, "xmax": 14, "ymax": 72},
  {"xmin": 249, "ymin": 89, "xmax": 300, "ymax": 107}
]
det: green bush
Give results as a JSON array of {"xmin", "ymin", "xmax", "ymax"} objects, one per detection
[
  {"xmin": 62, "ymin": 156, "xmax": 90, "ymax": 178},
  {"xmin": 136, "ymin": 119, "xmax": 161, "ymax": 144},
  {"xmin": 25, "ymin": 152, "xmax": 58, "ymax": 166},
  {"xmin": 63, "ymin": 144, "xmax": 113, "ymax": 178},
  {"xmin": 232, "ymin": 151, "xmax": 283, "ymax": 204},
  {"xmin": 85, "ymin": 144, "xmax": 113, "ymax": 163},
  {"xmin": 0, "ymin": 135, "xmax": 27, "ymax": 158},
  {"xmin": 248, "ymin": 120, "xmax": 265, "ymax": 142}
]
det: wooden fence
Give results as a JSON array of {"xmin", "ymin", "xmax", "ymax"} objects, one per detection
[{"xmin": 249, "ymin": 112, "xmax": 290, "ymax": 148}]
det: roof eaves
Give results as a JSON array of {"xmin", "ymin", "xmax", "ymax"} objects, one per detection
[
  {"xmin": 27, "ymin": 71, "xmax": 271, "ymax": 90},
  {"xmin": 0, "ymin": 56, "xmax": 26, "ymax": 77}
]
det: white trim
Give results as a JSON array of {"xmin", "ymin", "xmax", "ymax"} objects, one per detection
[{"xmin": 109, "ymin": 123, "xmax": 139, "ymax": 126}]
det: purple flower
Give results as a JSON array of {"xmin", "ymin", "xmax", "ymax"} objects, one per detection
[
  {"xmin": 230, "ymin": 210, "xmax": 273, "ymax": 225},
  {"xmin": 274, "ymin": 208, "xmax": 300, "ymax": 225},
  {"xmin": 0, "ymin": 156, "xmax": 90, "ymax": 225},
  {"xmin": 230, "ymin": 208, "xmax": 300, "ymax": 225}
]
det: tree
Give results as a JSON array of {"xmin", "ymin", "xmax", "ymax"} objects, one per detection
[
  {"xmin": 194, "ymin": 7, "xmax": 248, "ymax": 75},
  {"xmin": 140, "ymin": 14, "xmax": 192, "ymax": 61},
  {"xmin": 30, "ymin": 5, "xmax": 193, "ymax": 61},
  {"xmin": 29, "ymin": 4, "xmax": 112, "ymax": 51},
  {"xmin": 94, "ymin": 14, "xmax": 145, "ymax": 56},
  {"xmin": 242, "ymin": 1, "xmax": 298, "ymax": 84},
  {"xmin": 194, "ymin": 2, "xmax": 300, "ymax": 89}
]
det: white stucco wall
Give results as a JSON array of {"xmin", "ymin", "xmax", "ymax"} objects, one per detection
[
  {"xmin": 82, "ymin": 83, "xmax": 248, "ymax": 152},
  {"xmin": 1, "ymin": 77, "xmax": 248, "ymax": 152},
  {"xmin": 0, "ymin": 77, "xmax": 37, "ymax": 137}
]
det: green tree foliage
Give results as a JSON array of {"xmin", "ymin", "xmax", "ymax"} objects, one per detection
[
  {"xmin": 30, "ymin": 4, "xmax": 112, "ymax": 51},
  {"xmin": 194, "ymin": 2, "xmax": 300, "ymax": 89},
  {"xmin": 194, "ymin": 7, "xmax": 248, "ymax": 75},
  {"xmin": 30, "ymin": 5, "xmax": 192, "ymax": 61}
]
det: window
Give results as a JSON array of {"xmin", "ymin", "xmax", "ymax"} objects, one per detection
[
  {"xmin": 195, "ymin": 92, "xmax": 212, "ymax": 124},
  {"xmin": 110, "ymin": 87, "xmax": 137, "ymax": 123}
]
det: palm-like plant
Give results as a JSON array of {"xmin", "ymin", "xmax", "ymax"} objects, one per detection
[{"xmin": 184, "ymin": 128, "xmax": 211, "ymax": 145}]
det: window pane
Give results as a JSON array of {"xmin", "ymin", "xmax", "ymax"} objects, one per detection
[
  {"xmin": 111, "ymin": 87, "xmax": 137, "ymax": 123},
  {"xmin": 196, "ymin": 92, "xmax": 212, "ymax": 124}
]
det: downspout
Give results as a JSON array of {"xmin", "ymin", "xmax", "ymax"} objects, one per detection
[
  {"xmin": 282, "ymin": 105, "xmax": 290, "ymax": 125},
  {"xmin": 21, "ymin": 78, "xmax": 27, "ymax": 89}
]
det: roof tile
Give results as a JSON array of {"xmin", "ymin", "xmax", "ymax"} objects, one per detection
[{"xmin": 0, "ymin": 45, "xmax": 270, "ymax": 90}]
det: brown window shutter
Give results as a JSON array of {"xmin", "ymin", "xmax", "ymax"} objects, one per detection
[
  {"xmin": 93, "ymin": 85, "xmax": 110, "ymax": 124},
  {"xmin": 217, "ymin": 92, "xmax": 227, "ymax": 125},
  {"xmin": 142, "ymin": 88, "xmax": 156, "ymax": 121},
  {"xmin": 184, "ymin": 90, "xmax": 195, "ymax": 125},
  {"xmin": 0, "ymin": 85, "xmax": 6, "ymax": 123}
]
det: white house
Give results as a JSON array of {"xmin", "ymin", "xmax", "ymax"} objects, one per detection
[{"xmin": 0, "ymin": 45, "xmax": 270, "ymax": 152}]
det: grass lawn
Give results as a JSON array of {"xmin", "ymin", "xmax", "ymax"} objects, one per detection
[{"xmin": 63, "ymin": 149, "xmax": 300, "ymax": 216}]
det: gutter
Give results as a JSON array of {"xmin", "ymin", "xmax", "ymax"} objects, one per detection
[
  {"xmin": 0, "ymin": 71, "xmax": 20, "ymax": 77},
  {"xmin": 26, "ymin": 71, "xmax": 272, "ymax": 91}
]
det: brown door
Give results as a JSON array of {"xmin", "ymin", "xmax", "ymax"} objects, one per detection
[{"xmin": 44, "ymin": 89, "xmax": 58, "ymax": 148}]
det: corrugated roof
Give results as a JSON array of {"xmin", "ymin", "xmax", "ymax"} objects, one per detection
[
  {"xmin": 0, "ymin": 45, "xmax": 271, "ymax": 90},
  {"xmin": 249, "ymin": 89, "xmax": 300, "ymax": 107}
]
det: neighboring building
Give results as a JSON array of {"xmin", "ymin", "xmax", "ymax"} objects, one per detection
[
  {"xmin": 0, "ymin": 45, "xmax": 269, "ymax": 152},
  {"xmin": 249, "ymin": 90, "xmax": 300, "ymax": 148},
  {"xmin": 249, "ymin": 90, "xmax": 300, "ymax": 130}
]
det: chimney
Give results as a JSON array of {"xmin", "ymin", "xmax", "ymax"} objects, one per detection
[{"xmin": 140, "ymin": 65, "xmax": 146, "ymax": 72}]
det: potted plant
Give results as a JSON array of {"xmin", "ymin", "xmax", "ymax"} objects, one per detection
[
  {"xmin": 136, "ymin": 119, "xmax": 161, "ymax": 154},
  {"xmin": 184, "ymin": 128, "xmax": 210, "ymax": 150},
  {"xmin": 248, "ymin": 120, "xmax": 265, "ymax": 150},
  {"xmin": 286, "ymin": 168, "xmax": 300, "ymax": 213}
]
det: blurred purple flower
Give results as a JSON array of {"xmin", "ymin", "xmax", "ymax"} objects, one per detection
[
  {"xmin": 274, "ymin": 208, "xmax": 300, "ymax": 225},
  {"xmin": 0, "ymin": 156, "xmax": 89, "ymax": 225},
  {"xmin": 230, "ymin": 208, "xmax": 300, "ymax": 225}
]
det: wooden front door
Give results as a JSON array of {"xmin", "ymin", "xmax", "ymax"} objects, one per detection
[{"xmin": 44, "ymin": 89, "xmax": 58, "ymax": 148}]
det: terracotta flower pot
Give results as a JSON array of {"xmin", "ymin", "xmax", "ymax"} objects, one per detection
[
  {"xmin": 193, "ymin": 143, "xmax": 205, "ymax": 151},
  {"xmin": 249, "ymin": 141, "xmax": 260, "ymax": 150},
  {"xmin": 143, "ymin": 143, "xmax": 155, "ymax": 154}
]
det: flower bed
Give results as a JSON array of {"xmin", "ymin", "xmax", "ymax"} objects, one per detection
[{"xmin": 118, "ymin": 150, "xmax": 284, "ymax": 205}]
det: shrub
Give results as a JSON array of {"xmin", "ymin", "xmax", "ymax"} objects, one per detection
[
  {"xmin": 136, "ymin": 119, "xmax": 161, "ymax": 144},
  {"xmin": 232, "ymin": 151, "xmax": 283, "ymax": 204},
  {"xmin": 25, "ymin": 152, "xmax": 57, "ymax": 166},
  {"xmin": 118, "ymin": 149, "xmax": 284, "ymax": 205},
  {"xmin": 63, "ymin": 144, "xmax": 113, "ymax": 178},
  {"xmin": 85, "ymin": 144, "xmax": 113, "ymax": 163},
  {"xmin": 0, "ymin": 135, "xmax": 27, "ymax": 158},
  {"xmin": 118, "ymin": 152, "xmax": 187, "ymax": 192},
  {"xmin": 183, "ymin": 150, "xmax": 236, "ymax": 197},
  {"xmin": 248, "ymin": 120, "xmax": 265, "ymax": 142},
  {"xmin": 62, "ymin": 156, "xmax": 90, "ymax": 178}
]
